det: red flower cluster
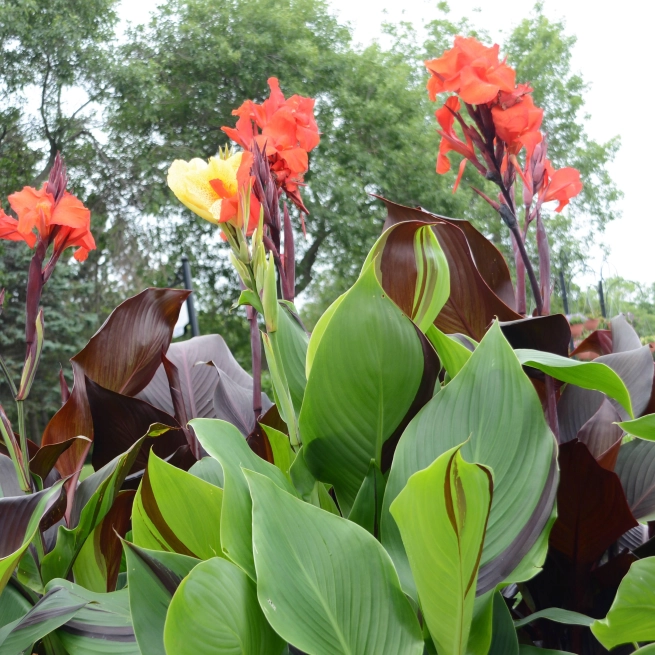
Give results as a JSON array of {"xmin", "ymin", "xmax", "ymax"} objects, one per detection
[
  {"xmin": 0, "ymin": 184, "xmax": 95, "ymax": 261},
  {"xmin": 222, "ymin": 77, "xmax": 320, "ymax": 212},
  {"xmin": 426, "ymin": 35, "xmax": 581, "ymax": 213}
]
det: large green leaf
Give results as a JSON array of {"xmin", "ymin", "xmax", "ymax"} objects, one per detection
[
  {"xmin": 131, "ymin": 452, "xmax": 223, "ymax": 559},
  {"xmin": 73, "ymin": 489, "xmax": 135, "ymax": 592},
  {"xmin": 382, "ymin": 322, "xmax": 558, "ymax": 599},
  {"xmin": 513, "ymin": 608, "xmax": 593, "ymax": 629},
  {"xmin": 163, "ymin": 557, "xmax": 285, "ymax": 655},
  {"xmin": 618, "ymin": 414, "xmax": 655, "ymax": 441},
  {"xmin": 591, "ymin": 557, "xmax": 655, "ymax": 649},
  {"xmin": 514, "ymin": 349, "xmax": 634, "ymax": 417},
  {"xmin": 390, "ymin": 446, "xmax": 492, "ymax": 655},
  {"xmin": 425, "ymin": 326, "xmax": 472, "ymax": 378},
  {"xmin": 518, "ymin": 648, "xmax": 575, "ymax": 655},
  {"xmin": 0, "ymin": 480, "xmax": 65, "ymax": 594},
  {"xmin": 300, "ymin": 262, "xmax": 430, "ymax": 515},
  {"xmin": 45, "ymin": 579, "xmax": 139, "ymax": 654},
  {"xmin": 245, "ymin": 471, "xmax": 423, "ymax": 655},
  {"xmin": 190, "ymin": 418, "xmax": 297, "ymax": 579},
  {"xmin": 276, "ymin": 301, "xmax": 309, "ymax": 415},
  {"xmin": 123, "ymin": 541, "xmax": 198, "ymax": 655},
  {"xmin": 349, "ymin": 459, "xmax": 386, "ymax": 536},
  {"xmin": 488, "ymin": 591, "xmax": 519, "ymax": 655},
  {"xmin": 0, "ymin": 585, "xmax": 87, "ymax": 655},
  {"xmin": 41, "ymin": 437, "xmax": 144, "ymax": 585}
]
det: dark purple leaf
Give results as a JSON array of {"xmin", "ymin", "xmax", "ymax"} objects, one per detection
[
  {"xmin": 73, "ymin": 288, "xmax": 189, "ymax": 396},
  {"xmin": 86, "ymin": 379, "xmax": 185, "ymax": 474},
  {"xmin": 610, "ymin": 314, "xmax": 642, "ymax": 353},
  {"xmin": 558, "ymin": 385, "xmax": 604, "ymax": 444},
  {"xmin": 615, "ymin": 438, "xmax": 655, "ymax": 521},
  {"xmin": 500, "ymin": 315, "xmax": 571, "ymax": 358},
  {"xmin": 0, "ymin": 454, "xmax": 24, "ymax": 498},
  {"xmin": 30, "ymin": 437, "xmax": 89, "ymax": 483},
  {"xmin": 577, "ymin": 399, "xmax": 624, "ymax": 471},
  {"xmin": 99, "ymin": 490, "xmax": 136, "ymax": 592},
  {"xmin": 136, "ymin": 334, "xmax": 252, "ymax": 420},
  {"xmin": 550, "ymin": 440, "xmax": 637, "ymax": 564},
  {"xmin": 41, "ymin": 362, "xmax": 93, "ymax": 478},
  {"xmin": 570, "ymin": 330, "xmax": 613, "ymax": 358}
]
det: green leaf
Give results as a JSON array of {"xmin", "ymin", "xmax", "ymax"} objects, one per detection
[
  {"xmin": 236, "ymin": 289, "xmax": 264, "ymax": 314},
  {"xmin": 466, "ymin": 591, "xmax": 494, "ymax": 655},
  {"xmin": 591, "ymin": 557, "xmax": 655, "ymax": 649},
  {"xmin": 389, "ymin": 446, "xmax": 492, "ymax": 655},
  {"xmin": 244, "ymin": 470, "xmax": 424, "ymax": 655},
  {"xmin": 514, "ymin": 349, "xmax": 634, "ymax": 417},
  {"xmin": 132, "ymin": 452, "xmax": 223, "ymax": 560},
  {"xmin": 123, "ymin": 541, "xmax": 198, "ymax": 655},
  {"xmin": 0, "ymin": 584, "xmax": 31, "ymax": 629},
  {"xmin": 45, "ymin": 578, "xmax": 139, "ymax": 654},
  {"xmin": 349, "ymin": 459, "xmax": 386, "ymax": 535},
  {"xmin": 488, "ymin": 591, "xmax": 519, "ymax": 655},
  {"xmin": 305, "ymin": 293, "xmax": 346, "ymax": 378},
  {"xmin": 0, "ymin": 586, "xmax": 87, "ymax": 654},
  {"xmin": 426, "ymin": 325, "xmax": 472, "ymax": 378},
  {"xmin": 383, "ymin": 322, "xmax": 557, "ymax": 600},
  {"xmin": 276, "ymin": 301, "xmax": 309, "ymax": 415},
  {"xmin": 261, "ymin": 423, "xmax": 295, "ymax": 481},
  {"xmin": 188, "ymin": 456, "xmax": 224, "ymax": 488},
  {"xmin": 0, "ymin": 480, "xmax": 65, "ymax": 594},
  {"xmin": 634, "ymin": 645, "xmax": 655, "ymax": 654},
  {"xmin": 73, "ymin": 489, "xmax": 135, "ymax": 592},
  {"xmin": 300, "ymin": 262, "xmax": 427, "ymax": 515},
  {"xmin": 618, "ymin": 414, "xmax": 655, "ymax": 441},
  {"xmin": 365, "ymin": 222, "xmax": 450, "ymax": 332},
  {"xmin": 42, "ymin": 437, "xmax": 144, "ymax": 585},
  {"xmin": 163, "ymin": 557, "xmax": 285, "ymax": 655},
  {"xmin": 190, "ymin": 418, "xmax": 297, "ymax": 579},
  {"xmin": 513, "ymin": 608, "xmax": 594, "ymax": 629}
]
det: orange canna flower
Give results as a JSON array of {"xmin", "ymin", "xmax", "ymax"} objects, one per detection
[
  {"xmin": 540, "ymin": 162, "xmax": 583, "ymax": 212},
  {"xmin": 425, "ymin": 36, "xmax": 516, "ymax": 105},
  {"xmin": 221, "ymin": 78, "xmax": 320, "ymax": 212},
  {"xmin": 491, "ymin": 95, "xmax": 543, "ymax": 155},
  {"xmin": 0, "ymin": 209, "xmax": 37, "ymax": 247},
  {"xmin": 5, "ymin": 184, "xmax": 94, "ymax": 260}
]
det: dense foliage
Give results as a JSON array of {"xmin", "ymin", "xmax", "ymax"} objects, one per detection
[{"xmin": 0, "ymin": 18, "xmax": 654, "ymax": 655}]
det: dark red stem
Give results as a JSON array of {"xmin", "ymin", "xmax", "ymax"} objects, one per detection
[{"xmin": 247, "ymin": 306, "xmax": 262, "ymax": 422}]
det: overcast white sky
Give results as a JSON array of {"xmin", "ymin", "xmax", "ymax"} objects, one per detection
[{"xmin": 120, "ymin": 0, "xmax": 654, "ymax": 288}]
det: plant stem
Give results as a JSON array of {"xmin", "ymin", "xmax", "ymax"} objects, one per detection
[
  {"xmin": 0, "ymin": 354, "xmax": 17, "ymax": 398},
  {"xmin": 247, "ymin": 306, "xmax": 262, "ymax": 423},
  {"xmin": 16, "ymin": 400, "xmax": 31, "ymax": 489},
  {"xmin": 499, "ymin": 204, "xmax": 543, "ymax": 315}
]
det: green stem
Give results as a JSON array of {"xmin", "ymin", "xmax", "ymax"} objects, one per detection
[
  {"xmin": 16, "ymin": 400, "xmax": 32, "ymax": 490},
  {"xmin": 0, "ymin": 412, "xmax": 31, "ymax": 493}
]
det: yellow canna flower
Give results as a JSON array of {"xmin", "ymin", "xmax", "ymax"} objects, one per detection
[{"xmin": 167, "ymin": 151, "xmax": 243, "ymax": 224}]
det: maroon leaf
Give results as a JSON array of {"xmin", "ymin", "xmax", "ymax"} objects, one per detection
[
  {"xmin": 550, "ymin": 440, "xmax": 637, "ymax": 564},
  {"xmin": 86, "ymin": 379, "xmax": 186, "ymax": 474},
  {"xmin": 380, "ymin": 197, "xmax": 516, "ymax": 308},
  {"xmin": 0, "ymin": 482, "xmax": 66, "ymax": 558},
  {"xmin": 73, "ymin": 288, "xmax": 190, "ymax": 396},
  {"xmin": 615, "ymin": 438, "xmax": 655, "ymax": 521},
  {"xmin": 558, "ymin": 385, "xmax": 604, "ymax": 444},
  {"xmin": 379, "ymin": 198, "xmax": 521, "ymax": 340},
  {"xmin": 500, "ymin": 315, "xmax": 571, "ymax": 358},
  {"xmin": 30, "ymin": 436, "xmax": 90, "ymax": 483},
  {"xmin": 570, "ymin": 330, "xmax": 613, "ymax": 358},
  {"xmin": 99, "ymin": 489, "xmax": 136, "ymax": 591},
  {"xmin": 41, "ymin": 362, "xmax": 93, "ymax": 478},
  {"xmin": 577, "ymin": 399, "xmax": 624, "ymax": 471},
  {"xmin": 0, "ymin": 454, "xmax": 24, "ymax": 497},
  {"xmin": 610, "ymin": 314, "xmax": 642, "ymax": 353},
  {"xmin": 136, "ymin": 334, "xmax": 252, "ymax": 420},
  {"xmin": 247, "ymin": 404, "xmax": 285, "ymax": 462}
]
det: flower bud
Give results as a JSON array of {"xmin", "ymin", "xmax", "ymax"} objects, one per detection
[{"xmin": 262, "ymin": 256, "xmax": 279, "ymax": 333}]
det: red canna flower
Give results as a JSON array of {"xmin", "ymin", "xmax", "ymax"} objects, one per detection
[
  {"xmin": 425, "ymin": 36, "xmax": 516, "ymax": 105},
  {"xmin": 221, "ymin": 77, "xmax": 320, "ymax": 212},
  {"xmin": 0, "ymin": 209, "xmax": 37, "ymax": 247},
  {"xmin": 491, "ymin": 95, "xmax": 543, "ymax": 155},
  {"xmin": 6, "ymin": 184, "xmax": 95, "ymax": 261},
  {"xmin": 540, "ymin": 162, "xmax": 583, "ymax": 212}
]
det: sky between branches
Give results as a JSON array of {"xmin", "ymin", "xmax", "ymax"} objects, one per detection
[{"xmin": 120, "ymin": 0, "xmax": 652, "ymax": 287}]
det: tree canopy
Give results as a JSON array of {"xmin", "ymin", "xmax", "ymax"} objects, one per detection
[{"xmin": 0, "ymin": 0, "xmax": 623, "ymax": 433}]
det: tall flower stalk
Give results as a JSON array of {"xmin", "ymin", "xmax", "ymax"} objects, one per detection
[
  {"xmin": 0, "ymin": 153, "xmax": 96, "ymax": 492},
  {"xmin": 426, "ymin": 36, "xmax": 582, "ymax": 316}
]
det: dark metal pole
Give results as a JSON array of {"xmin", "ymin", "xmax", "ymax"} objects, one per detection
[
  {"xmin": 181, "ymin": 256, "xmax": 200, "ymax": 337},
  {"xmin": 598, "ymin": 279, "xmax": 606, "ymax": 319},
  {"xmin": 559, "ymin": 269, "xmax": 569, "ymax": 315}
]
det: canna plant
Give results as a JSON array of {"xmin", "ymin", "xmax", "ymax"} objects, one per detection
[{"xmin": 0, "ymin": 36, "xmax": 654, "ymax": 655}]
